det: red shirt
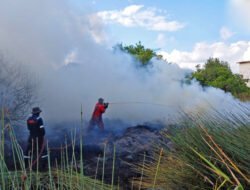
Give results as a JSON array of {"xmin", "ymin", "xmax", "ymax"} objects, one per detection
[{"xmin": 92, "ymin": 103, "xmax": 106, "ymax": 119}]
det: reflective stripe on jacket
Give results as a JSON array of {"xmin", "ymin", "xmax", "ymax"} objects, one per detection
[{"xmin": 27, "ymin": 115, "xmax": 45, "ymax": 137}]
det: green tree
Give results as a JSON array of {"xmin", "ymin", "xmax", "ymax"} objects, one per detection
[
  {"xmin": 192, "ymin": 58, "xmax": 250, "ymax": 101},
  {"xmin": 117, "ymin": 41, "xmax": 158, "ymax": 65}
]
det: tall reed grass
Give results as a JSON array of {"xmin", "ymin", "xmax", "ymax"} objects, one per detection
[
  {"xmin": 133, "ymin": 120, "xmax": 250, "ymax": 190},
  {"xmin": 0, "ymin": 113, "xmax": 118, "ymax": 190},
  {"xmin": 1, "ymin": 106, "xmax": 249, "ymax": 190}
]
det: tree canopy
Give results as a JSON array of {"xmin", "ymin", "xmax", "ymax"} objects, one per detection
[
  {"xmin": 192, "ymin": 58, "xmax": 250, "ymax": 101},
  {"xmin": 117, "ymin": 41, "xmax": 161, "ymax": 65}
]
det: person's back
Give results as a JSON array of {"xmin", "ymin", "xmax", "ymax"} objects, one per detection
[
  {"xmin": 88, "ymin": 98, "xmax": 109, "ymax": 131},
  {"xmin": 92, "ymin": 102, "xmax": 106, "ymax": 119},
  {"xmin": 24, "ymin": 107, "xmax": 47, "ymax": 170},
  {"xmin": 27, "ymin": 114, "xmax": 45, "ymax": 138}
]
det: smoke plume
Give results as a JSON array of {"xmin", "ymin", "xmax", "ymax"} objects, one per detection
[{"xmin": 0, "ymin": 0, "xmax": 249, "ymax": 127}]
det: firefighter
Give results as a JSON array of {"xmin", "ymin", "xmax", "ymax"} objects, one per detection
[
  {"xmin": 24, "ymin": 107, "xmax": 47, "ymax": 169},
  {"xmin": 88, "ymin": 98, "xmax": 109, "ymax": 131}
]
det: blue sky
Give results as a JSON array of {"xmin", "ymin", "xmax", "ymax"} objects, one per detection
[
  {"xmin": 83, "ymin": 0, "xmax": 249, "ymax": 50},
  {"xmin": 0, "ymin": 0, "xmax": 249, "ymax": 71},
  {"xmin": 92, "ymin": 0, "xmax": 227, "ymax": 50},
  {"xmin": 62, "ymin": 1, "xmax": 250, "ymax": 71},
  {"xmin": 96, "ymin": 0, "xmax": 224, "ymax": 50}
]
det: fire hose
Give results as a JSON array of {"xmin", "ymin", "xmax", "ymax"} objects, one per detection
[
  {"xmin": 109, "ymin": 101, "xmax": 175, "ymax": 107},
  {"xmin": 2, "ymin": 101, "xmax": 176, "ymax": 169}
]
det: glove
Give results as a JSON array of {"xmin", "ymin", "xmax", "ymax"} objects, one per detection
[{"xmin": 104, "ymin": 102, "xmax": 109, "ymax": 109}]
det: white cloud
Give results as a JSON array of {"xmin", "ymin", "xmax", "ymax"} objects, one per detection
[
  {"xmin": 97, "ymin": 5, "xmax": 185, "ymax": 32},
  {"xmin": 155, "ymin": 33, "xmax": 175, "ymax": 48},
  {"xmin": 220, "ymin": 26, "xmax": 234, "ymax": 40},
  {"xmin": 123, "ymin": 5, "xmax": 143, "ymax": 16},
  {"xmin": 243, "ymin": 46, "xmax": 250, "ymax": 60},
  {"xmin": 229, "ymin": 0, "xmax": 250, "ymax": 31},
  {"xmin": 156, "ymin": 33, "xmax": 167, "ymax": 47},
  {"xmin": 159, "ymin": 41, "xmax": 250, "ymax": 72}
]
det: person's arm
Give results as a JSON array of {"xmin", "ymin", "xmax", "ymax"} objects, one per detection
[
  {"xmin": 104, "ymin": 103, "xmax": 109, "ymax": 109},
  {"xmin": 27, "ymin": 119, "xmax": 31, "ymax": 131},
  {"xmin": 38, "ymin": 118, "xmax": 45, "ymax": 136}
]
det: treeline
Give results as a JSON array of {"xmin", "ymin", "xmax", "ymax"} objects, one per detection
[
  {"xmin": 119, "ymin": 42, "xmax": 250, "ymax": 101},
  {"xmin": 191, "ymin": 58, "xmax": 250, "ymax": 101}
]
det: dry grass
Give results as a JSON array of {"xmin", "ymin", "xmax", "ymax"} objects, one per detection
[
  {"xmin": 132, "ymin": 122, "xmax": 250, "ymax": 190},
  {"xmin": 0, "ymin": 113, "xmax": 118, "ymax": 190}
]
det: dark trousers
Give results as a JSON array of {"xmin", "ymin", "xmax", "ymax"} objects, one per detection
[
  {"xmin": 88, "ymin": 117, "xmax": 104, "ymax": 131},
  {"xmin": 25, "ymin": 136, "xmax": 44, "ymax": 156},
  {"xmin": 25, "ymin": 136, "xmax": 47, "ymax": 170}
]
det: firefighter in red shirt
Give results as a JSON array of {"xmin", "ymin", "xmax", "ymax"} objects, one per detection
[{"xmin": 88, "ymin": 98, "xmax": 109, "ymax": 131}]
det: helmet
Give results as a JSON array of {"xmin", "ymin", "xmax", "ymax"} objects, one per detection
[
  {"xmin": 98, "ymin": 98, "xmax": 104, "ymax": 103},
  {"xmin": 32, "ymin": 107, "xmax": 42, "ymax": 114}
]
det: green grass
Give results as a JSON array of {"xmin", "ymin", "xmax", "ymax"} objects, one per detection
[
  {"xmin": 1, "ymin": 107, "xmax": 250, "ymax": 190},
  {"xmin": 0, "ymin": 114, "xmax": 118, "ymax": 190},
  {"xmin": 132, "ymin": 121, "xmax": 250, "ymax": 190}
]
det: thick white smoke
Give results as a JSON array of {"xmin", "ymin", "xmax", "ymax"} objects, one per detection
[{"xmin": 0, "ymin": 0, "xmax": 249, "ymax": 126}]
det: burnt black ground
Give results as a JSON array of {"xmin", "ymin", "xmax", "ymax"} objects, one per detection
[{"xmin": 4, "ymin": 122, "xmax": 170, "ymax": 189}]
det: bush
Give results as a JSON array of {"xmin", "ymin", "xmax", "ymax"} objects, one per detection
[{"xmin": 192, "ymin": 58, "xmax": 250, "ymax": 101}]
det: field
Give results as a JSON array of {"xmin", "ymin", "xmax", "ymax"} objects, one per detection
[{"xmin": 1, "ymin": 108, "xmax": 249, "ymax": 190}]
